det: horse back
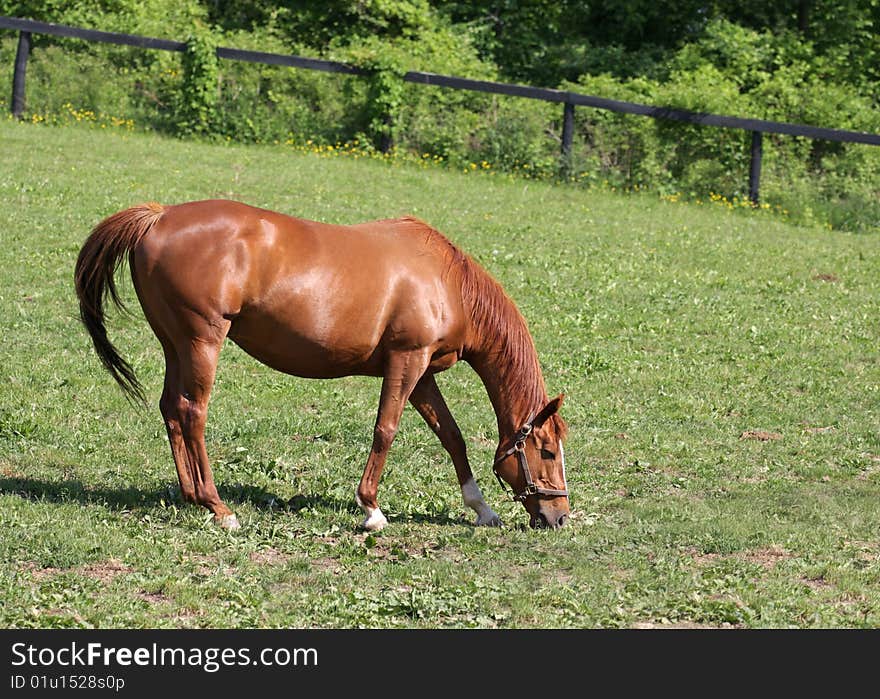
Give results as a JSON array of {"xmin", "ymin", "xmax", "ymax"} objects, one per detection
[{"xmin": 130, "ymin": 200, "xmax": 468, "ymax": 377}]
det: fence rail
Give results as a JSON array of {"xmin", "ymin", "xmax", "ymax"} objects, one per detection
[{"xmin": 3, "ymin": 15, "xmax": 880, "ymax": 203}]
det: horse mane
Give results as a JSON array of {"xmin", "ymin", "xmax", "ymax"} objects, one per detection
[{"xmin": 390, "ymin": 216, "xmax": 568, "ymax": 439}]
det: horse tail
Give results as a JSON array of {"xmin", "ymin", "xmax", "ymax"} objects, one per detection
[{"xmin": 74, "ymin": 202, "xmax": 165, "ymax": 405}]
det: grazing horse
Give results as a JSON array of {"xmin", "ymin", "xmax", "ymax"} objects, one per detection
[{"xmin": 75, "ymin": 200, "xmax": 570, "ymax": 530}]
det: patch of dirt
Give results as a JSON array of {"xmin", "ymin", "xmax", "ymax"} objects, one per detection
[
  {"xmin": 844, "ymin": 540, "xmax": 880, "ymax": 562},
  {"xmin": 803, "ymin": 425, "xmax": 836, "ymax": 435},
  {"xmin": 167, "ymin": 609, "xmax": 205, "ymax": 627},
  {"xmin": 614, "ymin": 433, "xmax": 629, "ymax": 440},
  {"xmin": 313, "ymin": 535, "xmax": 342, "ymax": 547},
  {"xmin": 364, "ymin": 540, "xmax": 429, "ymax": 562},
  {"xmin": 801, "ymin": 576, "xmax": 834, "ymax": 592},
  {"xmin": 311, "ymin": 557, "xmax": 342, "ymax": 575},
  {"xmin": 79, "ymin": 559, "xmax": 133, "ymax": 583},
  {"xmin": 632, "ymin": 620, "xmax": 736, "ymax": 629},
  {"xmin": 138, "ymin": 591, "xmax": 172, "ymax": 605},
  {"xmin": 21, "ymin": 559, "xmax": 134, "ymax": 583},
  {"xmin": 812, "ymin": 273, "xmax": 839, "ymax": 283},
  {"xmin": 737, "ymin": 545, "xmax": 793, "ymax": 570},
  {"xmin": 685, "ymin": 548, "xmax": 722, "ymax": 566},
  {"xmin": 740, "ymin": 430, "xmax": 782, "ymax": 441},
  {"xmin": 433, "ymin": 545, "xmax": 470, "ymax": 565},
  {"xmin": 249, "ymin": 548, "xmax": 292, "ymax": 566},
  {"xmin": 19, "ymin": 562, "xmax": 61, "ymax": 580},
  {"xmin": 686, "ymin": 545, "xmax": 793, "ymax": 570},
  {"xmin": 857, "ymin": 455, "xmax": 880, "ymax": 481}
]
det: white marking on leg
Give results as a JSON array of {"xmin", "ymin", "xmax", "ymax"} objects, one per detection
[
  {"xmin": 461, "ymin": 477, "xmax": 501, "ymax": 527},
  {"xmin": 218, "ymin": 514, "xmax": 240, "ymax": 530},
  {"xmin": 356, "ymin": 491, "xmax": 388, "ymax": 531}
]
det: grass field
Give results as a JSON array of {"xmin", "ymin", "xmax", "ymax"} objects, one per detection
[{"xmin": 1, "ymin": 118, "xmax": 879, "ymax": 628}]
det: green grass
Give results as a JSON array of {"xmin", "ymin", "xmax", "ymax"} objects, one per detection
[{"xmin": 1, "ymin": 117, "xmax": 879, "ymax": 628}]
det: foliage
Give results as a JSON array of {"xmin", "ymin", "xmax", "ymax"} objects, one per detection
[
  {"xmin": 0, "ymin": 1, "xmax": 878, "ymax": 231},
  {"xmin": 346, "ymin": 39, "xmax": 407, "ymax": 152},
  {"xmin": 333, "ymin": 15, "xmax": 495, "ymax": 156},
  {"xmin": 176, "ymin": 29, "xmax": 218, "ymax": 136},
  {"xmin": 558, "ymin": 19, "xmax": 880, "ymax": 230}
]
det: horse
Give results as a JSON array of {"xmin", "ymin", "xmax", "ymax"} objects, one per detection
[{"xmin": 74, "ymin": 200, "xmax": 570, "ymax": 530}]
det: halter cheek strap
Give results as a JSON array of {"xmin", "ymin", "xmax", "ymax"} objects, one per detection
[{"xmin": 492, "ymin": 422, "xmax": 569, "ymax": 502}]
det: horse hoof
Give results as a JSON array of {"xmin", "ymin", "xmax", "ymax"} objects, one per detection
[
  {"xmin": 360, "ymin": 508, "xmax": 388, "ymax": 532},
  {"xmin": 217, "ymin": 514, "xmax": 240, "ymax": 530},
  {"xmin": 475, "ymin": 513, "xmax": 502, "ymax": 527}
]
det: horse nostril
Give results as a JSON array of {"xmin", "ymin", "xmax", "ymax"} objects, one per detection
[
  {"xmin": 555, "ymin": 513, "xmax": 568, "ymax": 528},
  {"xmin": 530, "ymin": 512, "xmax": 549, "ymax": 529}
]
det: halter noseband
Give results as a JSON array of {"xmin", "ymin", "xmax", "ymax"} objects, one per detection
[{"xmin": 492, "ymin": 420, "xmax": 569, "ymax": 502}]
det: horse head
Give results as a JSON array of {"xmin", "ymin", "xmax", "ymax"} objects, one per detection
[{"xmin": 493, "ymin": 394, "xmax": 570, "ymax": 528}]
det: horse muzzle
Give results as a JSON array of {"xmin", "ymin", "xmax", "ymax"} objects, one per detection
[{"xmin": 530, "ymin": 510, "xmax": 569, "ymax": 529}]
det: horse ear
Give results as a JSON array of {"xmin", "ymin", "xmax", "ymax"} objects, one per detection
[{"xmin": 533, "ymin": 394, "xmax": 565, "ymax": 428}]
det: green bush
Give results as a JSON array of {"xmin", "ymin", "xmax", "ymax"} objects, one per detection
[
  {"xmin": 0, "ymin": 4, "xmax": 877, "ymax": 232},
  {"xmin": 470, "ymin": 96, "xmax": 557, "ymax": 173},
  {"xmin": 0, "ymin": 34, "xmax": 181, "ymax": 126},
  {"xmin": 564, "ymin": 74, "xmax": 670, "ymax": 189},
  {"xmin": 176, "ymin": 30, "xmax": 218, "ymax": 136},
  {"xmin": 560, "ymin": 21, "xmax": 879, "ymax": 231},
  {"xmin": 337, "ymin": 22, "xmax": 495, "ymax": 156}
]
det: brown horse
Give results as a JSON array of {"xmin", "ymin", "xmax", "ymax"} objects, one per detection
[{"xmin": 74, "ymin": 200, "xmax": 570, "ymax": 530}]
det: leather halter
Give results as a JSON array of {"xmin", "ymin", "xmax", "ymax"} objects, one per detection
[{"xmin": 492, "ymin": 420, "xmax": 569, "ymax": 502}]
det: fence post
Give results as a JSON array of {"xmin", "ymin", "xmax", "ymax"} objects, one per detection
[
  {"xmin": 748, "ymin": 130, "xmax": 763, "ymax": 205},
  {"xmin": 561, "ymin": 101, "xmax": 575, "ymax": 177},
  {"xmin": 11, "ymin": 30, "xmax": 31, "ymax": 118}
]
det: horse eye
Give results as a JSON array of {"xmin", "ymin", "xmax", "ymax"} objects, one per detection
[{"xmin": 540, "ymin": 448, "xmax": 556, "ymax": 459}]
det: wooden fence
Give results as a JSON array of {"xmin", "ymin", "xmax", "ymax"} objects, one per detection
[{"xmin": 3, "ymin": 15, "xmax": 880, "ymax": 203}]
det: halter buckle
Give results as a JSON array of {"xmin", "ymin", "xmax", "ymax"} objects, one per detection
[{"xmin": 513, "ymin": 483, "xmax": 540, "ymax": 502}]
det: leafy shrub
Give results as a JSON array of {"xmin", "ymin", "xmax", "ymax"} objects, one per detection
[
  {"xmin": 564, "ymin": 74, "xmax": 670, "ymax": 189},
  {"xmin": 0, "ymin": 4, "xmax": 877, "ymax": 232},
  {"xmin": 470, "ymin": 97, "xmax": 557, "ymax": 174},
  {"xmin": 562, "ymin": 21, "xmax": 879, "ymax": 231},
  {"xmin": 176, "ymin": 30, "xmax": 218, "ymax": 136}
]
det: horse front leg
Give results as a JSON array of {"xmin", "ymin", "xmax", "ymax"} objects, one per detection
[
  {"xmin": 355, "ymin": 349, "xmax": 431, "ymax": 531},
  {"xmin": 409, "ymin": 374, "xmax": 500, "ymax": 527}
]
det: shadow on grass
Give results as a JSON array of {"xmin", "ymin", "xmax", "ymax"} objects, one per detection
[
  {"xmin": 0, "ymin": 475, "xmax": 339, "ymax": 512},
  {"xmin": 0, "ymin": 476, "xmax": 462, "ymax": 526},
  {"xmin": 0, "ymin": 475, "xmax": 160, "ymax": 512}
]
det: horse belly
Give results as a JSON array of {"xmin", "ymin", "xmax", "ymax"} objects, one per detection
[{"xmin": 227, "ymin": 306, "xmax": 385, "ymax": 378}]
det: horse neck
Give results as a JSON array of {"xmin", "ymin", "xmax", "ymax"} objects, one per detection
[{"xmin": 464, "ymin": 301, "xmax": 548, "ymax": 438}]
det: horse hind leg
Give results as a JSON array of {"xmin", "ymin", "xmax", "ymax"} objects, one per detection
[
  {"xmin": 409, "ymin": 374, "xmax": 500, "ymax": 527},
  {"xmin": 164, "ymin": 326, "xmax": 238, "ymax": 529},
  {"xmin": 159, "ymin": 349, "xmax": 197, "ymax": 505}
]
